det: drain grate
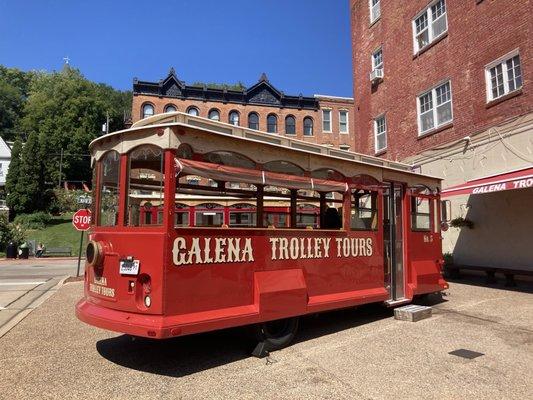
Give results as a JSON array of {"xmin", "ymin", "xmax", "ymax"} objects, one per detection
[{"xmin": 448, "ymin": 349, "xmax": 484, "ymax": 359}]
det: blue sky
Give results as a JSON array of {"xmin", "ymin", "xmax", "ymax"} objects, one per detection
[{"xmin": 0, "ymin": 0, "xmax": 353, "ymax": 97}]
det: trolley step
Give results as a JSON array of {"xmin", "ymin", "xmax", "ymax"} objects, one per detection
[{"xmin": 384, "ymin": 298, "xmax": 410, "ymax": 307}]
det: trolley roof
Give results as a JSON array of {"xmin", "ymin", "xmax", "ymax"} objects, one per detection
[{"xmin": 90, "ymin": 112, "xmax": 441, "ymax": 190}]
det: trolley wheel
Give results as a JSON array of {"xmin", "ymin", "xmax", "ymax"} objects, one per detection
[{"xmin": 253, "ymin": 317, "xmax": 299, "ymax": 353}]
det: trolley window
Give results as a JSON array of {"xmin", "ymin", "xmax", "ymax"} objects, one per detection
[
  {"xmin": 195, "ymin": 203, "xmax": 224, "ymax": 227},
  {"xmin": 98, "ymin": 151, "xmax": 121, "ymax": 226},
  {"xmin": 229, "ymin": 203, "xmax": 257, "ymax": 227},
  {"xmin": 411, "ymin": 196, "xmax": 431, "ymax": 231},
  {"xmin": 126, "ymin": 145, "xmax": 164, "ymax": 227},
  {"xmin": 175, "ymin": 203, "xmax": 190, "ymax": 227},
  {"xmin": 351, "ymin": 190, "xmax": 378, "ymax": 231}
]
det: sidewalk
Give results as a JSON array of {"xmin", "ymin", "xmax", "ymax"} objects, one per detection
[
  {"xmin": 0, "ymin": 278, "xmax": 531, "ymax": 399},
  {"xmin": 0, "ymin": 257, "xmax": 83, "ymax": 267}
]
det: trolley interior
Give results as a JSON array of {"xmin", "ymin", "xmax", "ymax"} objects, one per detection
[{"xmin": 77, "ymin": 112, "xmax": 447, "ymax": 345}]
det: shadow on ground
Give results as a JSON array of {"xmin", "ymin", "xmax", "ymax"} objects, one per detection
[
  {"xmin": 444, "ymin": 272, "xmax": 533, "ymax": 294},
  {"xmin": 96, "ymin": 301, "xmax": 428, "ymax": 377}
]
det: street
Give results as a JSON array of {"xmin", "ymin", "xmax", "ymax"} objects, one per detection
[
  {"xmin": 0, "ymin": 258, "xmax": 84, "ymax": 337},
  {"xmin": 0, "ymin": 275, "xmax": 531, "ymax": 399}
]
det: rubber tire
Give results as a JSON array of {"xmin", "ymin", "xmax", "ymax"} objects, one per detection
[{"xmin": 254, "ymin": 317, "xmax": 299, "ymax": 351}]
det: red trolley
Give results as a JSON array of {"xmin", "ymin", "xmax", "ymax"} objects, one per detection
[{"xmin": 76, "ymin": 112, "xmax": 447, "ymax": 351}]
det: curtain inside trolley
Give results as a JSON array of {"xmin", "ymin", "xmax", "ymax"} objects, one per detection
[{"xmin": 175, "ymin": 158, "xmax": 348, "ymax": 193}]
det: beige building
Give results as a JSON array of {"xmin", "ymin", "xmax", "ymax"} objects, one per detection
[{"xmin": 405, "ymin": 114, "xmax": 533, "ymax": 268}]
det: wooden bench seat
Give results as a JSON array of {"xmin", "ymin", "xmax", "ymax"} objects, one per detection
[{"xmin": 43, "ymin": 247, "xmax": 72, "ymax": 257}]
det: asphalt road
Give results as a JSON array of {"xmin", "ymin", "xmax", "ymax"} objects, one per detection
[
  {"xmin": 0, "ymin": 258, "xmax": 83, "ymax": 337},
  {"xmin": 0, "ymin": 275, "xmax": 531, "ymax": 399}
]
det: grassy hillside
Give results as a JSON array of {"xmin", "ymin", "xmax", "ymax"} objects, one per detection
[{"xmin": 26, "ymin": 213, "xmax": 87, "ymax": 257}]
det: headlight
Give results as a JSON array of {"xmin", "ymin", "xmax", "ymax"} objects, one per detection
[{"xmin": 144, "ymin": 295, "xmax": 151, "ymax": 308}]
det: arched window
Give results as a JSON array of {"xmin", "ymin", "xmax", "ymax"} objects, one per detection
[
  {"xmin": 303, "ymin": 117, "xmax": 313, "ymax": 136},
  {"xmin": 248, "ymin": 112, "xmax": 259, "ymax": 130},
  {"xmin": 267, "ymin": 114, "xmax": 278, "ymax": 133},
  {"xmin": 126, "ymin": 145, "xmax": 164, "ymax": 226},
  {"xmin": 285, "ymin": 115, "xmax": 296, "ymax": 135},
  {"xmin": 228, "ymin": 111, "xmax": 240, "ymax": 126},
  {"xmin": 141, "ymin": 103, "xmax": 154, "ymax": 119},
  {"xmin": 311, "ymin": 168, "xmax": 345, "ymax": 181},
  {"xmin": 164, "ymin": 104, "xmax": 177, "ymax": 113},
  {"xmin": 186, "ymin": 106, "xmax": 199, "ymax": 116},
  {"xmin": 98, "ymin": 151, "xmax": 121, "ymax": 227},
  {"xmin": 208, "ymin": 109, "xmax": 220, "ymax": 120},
  {"xmin": 176, "ymin": 143, "xmax": 193, "ymax": 159},
  {"xmin": 263, "ymin": 160, "xmax": 305, "ymax": 176},
  {"xmin": 204, "ymin": 151, "xmax": 256, "ymax": 169}
]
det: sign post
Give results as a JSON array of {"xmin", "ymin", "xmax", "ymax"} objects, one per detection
[{"xmin": 72, "ymin": 209, "xmax": 92, "ymax": 277}]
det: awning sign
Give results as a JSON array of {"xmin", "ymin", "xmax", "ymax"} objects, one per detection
[{"xmin": 442, "ymin": 167, "xmax": 533, "ymax": 197}]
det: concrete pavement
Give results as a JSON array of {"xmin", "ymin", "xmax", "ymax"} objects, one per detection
[
  {"xmin": 0, "ymin": 276, "xmax": 531, "ymax": 399},
  {"xmin": 0, "ymin": 257, "xmax": 84, "ymax": 338}
]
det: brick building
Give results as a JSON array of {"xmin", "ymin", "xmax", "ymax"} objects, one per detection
[
  {"xmin": 351, "ymin": 0, "xmax": 533, "ymax": 270},
  {"xmin": 132, "ymin": 69, "xmax": 354, "ymax": 151}
]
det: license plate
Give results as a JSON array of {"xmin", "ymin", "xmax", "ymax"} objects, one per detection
[{"xmin": 119, "ymin": 259, "xmax": 140, "ymax": 275}]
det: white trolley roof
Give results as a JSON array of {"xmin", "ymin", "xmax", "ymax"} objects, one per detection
[{"xmin": 90, "ymin": 112, "xmax": 441, "ymax": 190}]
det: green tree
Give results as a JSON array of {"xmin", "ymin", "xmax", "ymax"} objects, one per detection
[
  {"xmin": 19, "ymin": 67, "xmax": 131, "ymax": 189},
  {"xmin": 0, "ymin": 66, "xmax": 33, "ymax": 141},
  {"xmin": 11, "ymin": 132, "xmax": 44, "ymax": 214},
  {"xmin": 0, "ymin": 80, "xmax": 23, "ymax": 141}
]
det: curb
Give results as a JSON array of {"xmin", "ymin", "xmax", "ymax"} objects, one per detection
[{"xmin": 0, "ymin": 274, "xmax": 70, "ymax": 339}]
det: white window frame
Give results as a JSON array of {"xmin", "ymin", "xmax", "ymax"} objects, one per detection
[
  {"xmin": 339, "ymin": 110, "xmax": 349, "ymax": 134},
  {"xmin": 374, "ymin": 115, "xmax": 387, "ymax": 153},
  {"xmin": 417, "ymin": 80, "xmax": 453, "ymax": 135},
  {"xmin": 412, "ymin": 0, "xmax": 448, "ymax": 54},
  {"xmin": 322, "ymin": 109, "xmax": 332, "ymax": 133},
  {"xmin": 371, "ymin": 47, "xmax": 383, "ymax": 73},
  {"xmin": 369, "ymin": 0, "xmax": 381, "ymax": 24},
  {"xmin": 485, "ymin": 49, "xmax": 522, "ymax": 102}
]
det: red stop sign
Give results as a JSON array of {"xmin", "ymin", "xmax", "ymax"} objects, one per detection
[{"xmin": 72, "ymin": 209, "xmax": 92, "ymax": 231}]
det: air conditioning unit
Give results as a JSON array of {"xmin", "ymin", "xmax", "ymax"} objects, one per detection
[{"xmin": 369, "ymin": 68, "xmax": 384, "ymax": 83}]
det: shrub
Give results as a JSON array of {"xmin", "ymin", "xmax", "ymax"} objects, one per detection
[
  {"xmin": 450, "ymin": 217, "xmax": 474, "ymax": 229},
  {"xmin": 0, "ymin": 214, "xmax": 26, "ymax": 250},
  {"xmin": 14, "ymin": 212, "xmax": 52, "ymax": 229}
]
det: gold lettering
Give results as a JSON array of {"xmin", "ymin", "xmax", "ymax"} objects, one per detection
[
  {"xmin": 203, "ymin": 237, "xmax": 214, "ymax": 264},
  {"xmin": 269, "ymin": 238, "xmax": 279, "ymax": 260},
  {"xmin": 227, "ymin": 238, "xmax": 241, "ymax": 262},
  {"xmin": 242, "ymin": 238, "xmax": 254, "ymax": 262},
  {"xmin": 173, "ymin": 237, "xmax": 187, "ymax": 266}
]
